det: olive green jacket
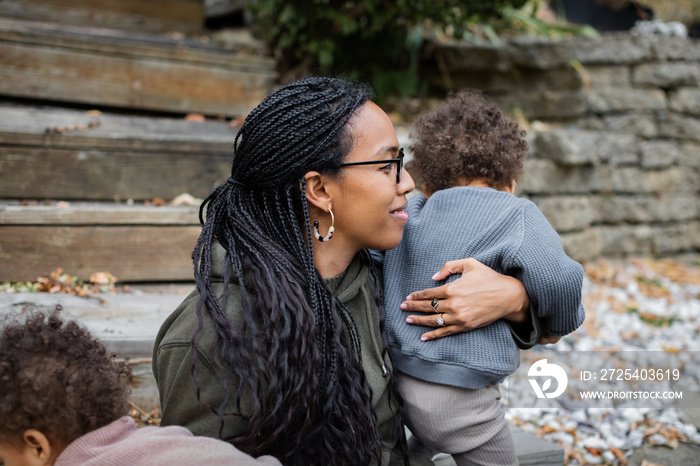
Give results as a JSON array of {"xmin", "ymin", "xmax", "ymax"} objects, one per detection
[{"xmin": 152, "ymin": 244, "xmax": 432, "ymax": 465}]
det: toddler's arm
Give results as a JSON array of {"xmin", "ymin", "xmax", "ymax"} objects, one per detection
[{"xmin": 505, "ymin": 201, "xmax": 585, "ymax": 337}]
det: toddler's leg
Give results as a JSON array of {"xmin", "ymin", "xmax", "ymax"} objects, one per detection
[
  {"xmin": 449, "ymin": 418, "xmax": 517, "ymax": 466},
  {"xmin": 398, "ymin": 372, "xmax": 517, "ymax": 466}
]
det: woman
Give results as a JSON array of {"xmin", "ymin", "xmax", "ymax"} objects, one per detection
[{"xmin": 152, "ymin": 77, "xmax": 533, "ymax": 465}]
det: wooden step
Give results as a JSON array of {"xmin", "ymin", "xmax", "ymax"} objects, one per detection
[
  {"xmin": 0, "ymin": 105, "xmax": 236, "ymax": 200},
  {"xmin": 0, "ymin": 0, "xmax": 205, "ymax": 35},
  {"xmin": 0, "ymin": 18, "xmax": 276, "ymax": 115},
  {"xmin": 0, "ymin": 291, "xmax": 189, "ymax": 412},
  {"xmin": 0, "ymin": 291, "xmax": 187, "ymax": 358},
  {"xmin": 0, "ymin": 291, "xmax": 569, "ymax": 463},
  {"xmin": 0, "ymin": 201, "xmax": 201, "ymax": 282}
]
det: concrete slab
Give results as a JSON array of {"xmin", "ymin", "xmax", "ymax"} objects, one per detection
[
  {"xmin": 678, "ymin": 391, "xmax": 700, "ymax": 429},
  {"xmin": 628, "ymin": 442, "xmax": 700, "ymax": 466},
  {"xmin": 411, "ymin": 425, "xmax": 564, "ymax": 466}
]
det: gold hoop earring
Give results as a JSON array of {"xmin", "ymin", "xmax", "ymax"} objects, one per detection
[{"xmin": 313, "ymin": 209, "xmax": 335, "ymax": 242}]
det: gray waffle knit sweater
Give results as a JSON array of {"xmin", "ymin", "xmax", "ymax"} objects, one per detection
[{"xmin": 384, "ymin": 186, "xmax": 585, "ymax": 389}]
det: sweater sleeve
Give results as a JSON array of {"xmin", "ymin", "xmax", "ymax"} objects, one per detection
[
  {"xmin": 509, "ymin": 306, "xmax": 544, "ymax": 349},
  {"xmin": 505, "ymin": 201, "xmax": 585, "ymax": 337}
]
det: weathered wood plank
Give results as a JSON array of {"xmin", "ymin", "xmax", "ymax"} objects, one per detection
[
  {"xmin": 0, "ymin": 0, "xmax": 205, "ymax": 35},
  {"xmin": 0, "ymin": 41, "xmax": 274, "ymax": 115},
  {"xmin": 0, "ymin": 145, "xmax": 230, "ymax": 200},
  {"xmin": 0, "ymin": 18, "xmax": 273, "ymax": 71},
  {"xmin": 0, "ymin": 292, "xmax": 186, "ymax": 357},
  {"xmin": 0, "ymin": 225, "xmax": 201, "ymax": 281},
  {"xmin": 0, "ymin": 202, "xmax": 200, "ymax": 225},
  {"xmin": 0, "ymin": 106, "xmax": 236, "ymax": 151},
  {"xmin": 0, "ymin": 291, "xmax": 189, "ymax": 411},
  {"xmin": 0, "ymin": 106, "xmax": 236, "ymax": 200}
]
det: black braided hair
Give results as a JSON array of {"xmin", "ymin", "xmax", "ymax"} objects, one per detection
[{"xmin": 191, "ymin": 77, "xmax": 407, "ymax": 465}]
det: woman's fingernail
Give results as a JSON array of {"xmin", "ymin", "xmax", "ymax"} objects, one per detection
[
  {"xmin": 432, "ymin": 272, "xmax": 439, "ymax": 280},
  {"xmin": 400, "ymin": 303, "xmax": 407, "ymax": 310},
  {"xmin": 405, "ymin": 295, "xmax": 413, "ymax": 301},
  {"xmin": 406, "ymin": 318, "xmax": 413, "ymax": 324},
  {"xmin": 421, "ymin": 336, "xmax": 428, "ymax": 341}
]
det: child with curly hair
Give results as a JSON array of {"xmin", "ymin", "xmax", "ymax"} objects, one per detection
[
  {"xmin": 0, "ymin": 308, "xmax": 281, "ymax": 466},
  {"xmin": 383, "ymin": 90, "xmax": 585, "ymax": 465}
]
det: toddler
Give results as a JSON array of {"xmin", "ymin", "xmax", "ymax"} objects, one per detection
[
  {"xmin": 383, "ymin": 90, "xmax": 585, "ymax": 465},
  {"xmin": 0, "ymin": 308, "xmax": 281, "ymax": 466}
]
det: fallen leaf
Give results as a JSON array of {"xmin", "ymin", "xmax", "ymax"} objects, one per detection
[
  {"xmin": 185, "ymin": 113, "xmax": 206, "ymax": 122},
  {"xmin": 229, "ymin": 116, "xmax": 246, "ymax": 128},
  {"xmin": 170, "ymin": 193, "xmax": 199, "ymax": 206},
  {"xmin": 542, "ymin": 424, "xmax": 557, "ymax": 434},
  {"xmin": 584, "ymin": 447, "xmax": 603, "ymax": 456},
  {"xmin": 89, "ymin": 272, "xmax": 118, "ymax": 285},
  {"xmin": 660, "ymin": 425, "xmax": 688, "ymax": 443},
  {"xmin": 609, "ymin": 447, "xmax": 627, "ymax": 465}
]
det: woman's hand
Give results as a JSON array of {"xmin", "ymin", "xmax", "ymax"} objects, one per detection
[{"xmin": 401, "ymin": 258, "xmax": 530, "ymax": 341}]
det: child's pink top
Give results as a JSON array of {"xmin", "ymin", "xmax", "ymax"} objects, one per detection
[{"xmin": 54, "ymin": 416, "xmax": 282, "ymax": 465}]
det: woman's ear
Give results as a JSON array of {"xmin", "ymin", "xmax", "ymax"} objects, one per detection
[
  {"xmin": 304, "ymin": 171, "xmax": 332, "ymax": 211},
  {"xmin": 22, "ymin": 429, "xmax": 55, "ymax": 465}
]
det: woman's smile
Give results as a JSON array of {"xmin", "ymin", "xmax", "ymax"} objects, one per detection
[{"xmin": 390, "ymin": 203, "xmax": 409, "ymax": 222}]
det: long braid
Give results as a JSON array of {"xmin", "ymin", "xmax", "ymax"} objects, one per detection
[{"xmin": 191, "ymin": 77, "xmax": 396, "ymax": 464}]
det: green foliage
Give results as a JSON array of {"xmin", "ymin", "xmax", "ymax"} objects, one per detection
[{"xmin": 249, "ymin": 0, "xmax": 528, "ymax": 98}]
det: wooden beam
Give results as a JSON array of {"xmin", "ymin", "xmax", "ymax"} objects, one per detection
[
  {"xmin": 0, "ymin": 19, "xmax": 276, "ymax": 115},
  {"xmin": 0, "ymin": 225, "xmax": 201, "ymax": 282},
  {"xmin": 0, "ymin": 145, "xmax": 231, "ymax": 200},
  {"xmin": 0, "ymin": 106, "xmax": 235, "ymax": 200},
  {"xmin": 0, "ymin": 202, "xmax": 200, "ymax": 225},
  {"xmin": 0, "ymin": 43, "xmax": 273, "ymax": 116},
  {"xmin": 0, "ymin": 0, "xmax": 205, "ymax": 35},
  {"xmin": 0, "ymin": 18, "xmax": 274, "ymax": 71},
  {"xmin": 0, "ymin": 106, "xmax": 236, "ymax": 151}
]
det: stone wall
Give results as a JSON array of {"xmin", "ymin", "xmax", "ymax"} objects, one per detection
[{"xmin": 423, "ymin": 33, "xmax": 700, "ymax": 262}]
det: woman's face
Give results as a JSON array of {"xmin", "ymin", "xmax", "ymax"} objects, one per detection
[{"xmin": 327, "ymin": 101, "xmax": 415, "ymax": 252}]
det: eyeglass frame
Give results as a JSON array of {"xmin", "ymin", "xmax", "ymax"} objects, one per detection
[{"xmin": 338, "ymin": 148, "xmax": 404, "ymax": 184}]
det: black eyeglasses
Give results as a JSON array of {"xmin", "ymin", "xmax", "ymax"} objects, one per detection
[{"xmin": 339, "ymin": 148, "xmax": 404, "ymax": 184}]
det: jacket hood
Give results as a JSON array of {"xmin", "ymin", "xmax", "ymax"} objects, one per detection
[{"xmin": 325, "ymin": 250, "xmax": 373, "ymax": 305}]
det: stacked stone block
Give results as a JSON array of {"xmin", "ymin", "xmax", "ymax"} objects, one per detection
[{"xmin": 423, "ymin": 33, "xmax": 700, "ymax": 261}]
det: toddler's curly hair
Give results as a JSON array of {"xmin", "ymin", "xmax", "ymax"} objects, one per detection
[
  {"xmin": 408, "ymin": 90, "xmax": 528, "ymax": 195},
  {"xmin": 0, "ymin": 308, "xmax": 131, "ymax": 446}
]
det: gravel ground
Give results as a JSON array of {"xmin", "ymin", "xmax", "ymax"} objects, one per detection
[{"xmin": 505, "ymin": 257, "xmax": 700, "ymax": 465}]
